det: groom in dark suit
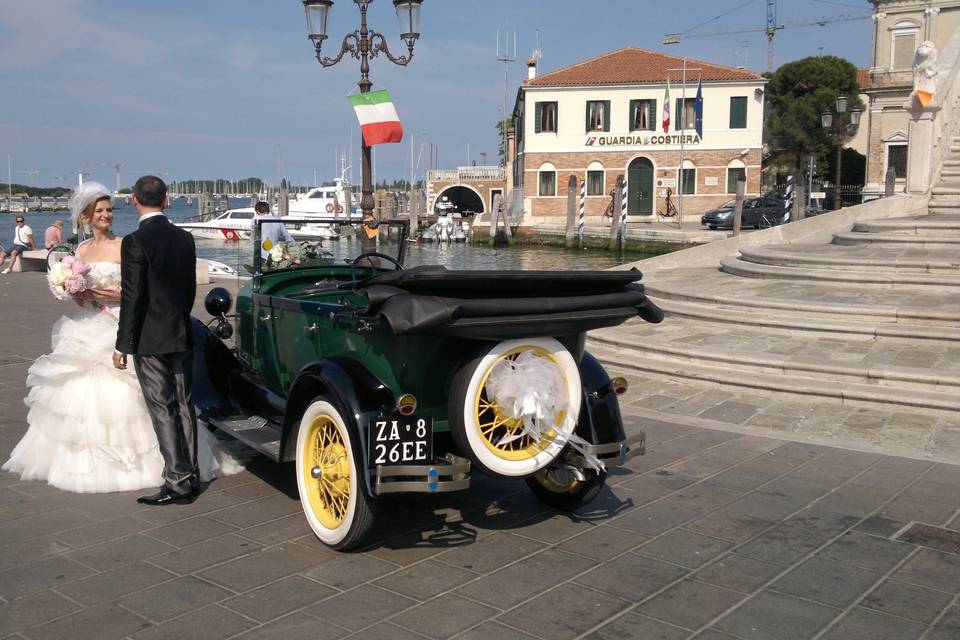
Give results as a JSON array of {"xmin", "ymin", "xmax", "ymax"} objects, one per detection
[{"xmin": 113, "ymin": 175, "xmax": 199, "ymax": 505}]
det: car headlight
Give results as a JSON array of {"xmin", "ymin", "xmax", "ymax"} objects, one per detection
[{"xmin": 717, "ymin": 210, "xmax": 733, "ymax": 219}]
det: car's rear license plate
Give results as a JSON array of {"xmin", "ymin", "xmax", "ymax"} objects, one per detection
[{"xmin": 368, "ymin": 416, "xmax": 433, "ymax": 466}]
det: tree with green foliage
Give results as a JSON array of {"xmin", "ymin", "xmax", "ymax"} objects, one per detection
[{"xmin": 766, "ymin": 55, "xmax": 865, "ymax": 172}]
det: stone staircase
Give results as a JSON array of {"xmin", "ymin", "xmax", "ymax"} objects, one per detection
[{"xmin": 589, "ymin": 172, "xmax": 960, "ymax": 455}]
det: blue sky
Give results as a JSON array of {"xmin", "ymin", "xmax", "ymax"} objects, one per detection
[{"xmin": 0, "ymin": 0, "xmax": 874, "ymax": 188}]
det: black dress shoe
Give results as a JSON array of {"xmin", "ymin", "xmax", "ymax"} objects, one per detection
[{"xmin": 137, "ymin": 487, "xmax": 196, "ymax": 506}]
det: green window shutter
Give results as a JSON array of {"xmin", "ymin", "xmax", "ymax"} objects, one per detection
[
  {"xmin": 649, "ymin": 99, "xmax": 657, "ymax": 130},
  {"xmin": 629, "ymin": 100, "xmax": 638, "ymax": 131},
  {"xmin": 603, "ymin": 100, "xmax": 611, "ymax": 131},
  {"xmin": 676, "ymin": 98, "xmax": 683, "ymax": 131},
  {"xmin": 535, "ymin": 102, "xmax": 542, "ymax": 134},
  {"xmin": 730, "ymin": 97, "xmax": 747, "ymax": 129},
  {"xmin": 585, "ymin": 102, "xmax": 591, "ymax": 132}
]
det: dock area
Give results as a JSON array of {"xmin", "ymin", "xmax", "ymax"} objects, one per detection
[{"xmin": 2, "ymin": 265, "xmax": 959, "ymax": 639}]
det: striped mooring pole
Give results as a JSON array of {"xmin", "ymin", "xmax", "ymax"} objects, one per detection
[
  {"xmin": 784, "ymin": 175, "xmax": 794, "ymax": 216},
  {"xmin": 618, "ymin": 179, "xmax": 628, "ymax": 249},
  {"xmin": 578, "ymin": 180, "xmax": 586, "ymax": 243}
]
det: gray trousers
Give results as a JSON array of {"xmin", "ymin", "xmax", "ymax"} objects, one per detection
[{"xmin": 134, "ymin": 350, "xmax": 198, "ymax": 495}]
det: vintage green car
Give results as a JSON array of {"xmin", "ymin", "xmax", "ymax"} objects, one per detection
[{"xmin": 193, "ymin": 218, "xmax": 664, "ymax": 550}]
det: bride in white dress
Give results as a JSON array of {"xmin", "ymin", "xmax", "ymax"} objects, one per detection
[{"xmin": 2, "ymin": 182, "xmax": 242, "ymax": 493}]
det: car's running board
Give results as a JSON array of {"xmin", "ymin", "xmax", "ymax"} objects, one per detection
[{"xmin": 202, "ymin": 414, "xmax": 283, "ymax": 462}]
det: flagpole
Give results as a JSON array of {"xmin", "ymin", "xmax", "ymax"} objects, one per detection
[
  {"xmin": 680, "ymin": 58, "xmax": 686, "ymax": 228},
  {"xmin": 667, "ymin": 61, "xmax": 703, "ymax": 229}
]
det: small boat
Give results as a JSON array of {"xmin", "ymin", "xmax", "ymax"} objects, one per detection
[
  {"xmin": 175, "ymin": 208, "xmax": 341, "ymax": 241},
  {"xmin": 207, "ymin": 259, "xmax": 237, "ymax": 277},
  {"xmin": 422, "ymin": 213, "xmax": 467, "ymax": 242},
  {"xmin": 287, "ymin": 168, "xmax": 362, "ymax": 221}
]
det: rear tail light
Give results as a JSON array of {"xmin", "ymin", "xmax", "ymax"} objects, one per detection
[
  {"xmin": 397, "ymin": 394, "xmax": 417, "ymax": 416},
  {"xmin": 610, "ymin": 377, "xmax": 628, "ymax": 395}
]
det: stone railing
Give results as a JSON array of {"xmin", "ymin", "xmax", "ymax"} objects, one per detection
[
  {"xmin": 909, "ymin": 24, "xmax": 960, "ymax": 193},
  {"xmin": 427, "ymin": 167, "xmax": 506, "ymax": 182}
]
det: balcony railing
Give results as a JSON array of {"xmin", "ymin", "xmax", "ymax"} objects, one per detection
[{"xmin": 427, "ymin": 166, "xmax": 506, "ymax": 183}]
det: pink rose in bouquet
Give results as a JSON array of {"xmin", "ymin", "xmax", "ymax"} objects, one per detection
[{"xmin": 47, "ymin": 255, "xmax": 93, "ymax": 304}]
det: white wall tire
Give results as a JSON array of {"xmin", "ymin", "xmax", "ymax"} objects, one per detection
[
  {"xmin": 295, "ymin": 398, "xmax": 375, "ymax": 550},
  {"xmin": 448, "ymin": 338, "xmax": 581, "ymax": 479}
]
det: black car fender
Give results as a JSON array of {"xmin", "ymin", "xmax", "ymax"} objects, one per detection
[
  {"xmin": 190, "ymin": 318, "xmax": 242, "ymax": 418},
  {"xmin": 575, "ymin": 351, "xmax": 627, "ymax": 446},
  {"xmin": 282, "ymin": 358, "xmax": 394, "ymax": 496}
]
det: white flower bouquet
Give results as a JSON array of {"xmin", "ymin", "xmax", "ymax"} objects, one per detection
[{"xmin": 48, "ymin": 255, "xmax": 93, "ymax": 304}]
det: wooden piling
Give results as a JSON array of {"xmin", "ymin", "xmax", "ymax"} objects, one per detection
[
  {"xmin": 608, "ymin": 175, "xmax": 624, "ymax": 251},
  {"xmin": 564, "ymin": 175, "xmax": 577, "ymax": 248}
]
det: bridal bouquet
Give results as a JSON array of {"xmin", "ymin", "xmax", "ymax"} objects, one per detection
[{"xmin": 48, "ymin": 255, "xmax": 92, "ymax": 304}]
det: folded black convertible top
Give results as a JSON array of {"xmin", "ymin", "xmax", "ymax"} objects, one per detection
[{"xmin": 356, "ymin": 266, "xmax": 664, "ymax": 339}]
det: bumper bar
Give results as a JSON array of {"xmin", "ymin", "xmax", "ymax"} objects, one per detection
[
  {"xmin": 373, "ymin": 453, "xmax": 471, "ymax": 495},
  {"xmin": 571, "ymin": 431, "xmax": 646, "ymax": 468}
]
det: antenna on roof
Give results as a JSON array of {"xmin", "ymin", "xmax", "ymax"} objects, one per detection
[{"xmin": 496, "ymin": 29, "xmax": 517, "ymax": 168}]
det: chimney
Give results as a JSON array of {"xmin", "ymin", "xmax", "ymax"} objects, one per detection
[{"xmin": 527, "ymin": 57, "xmax": 537, "ymax": 80}]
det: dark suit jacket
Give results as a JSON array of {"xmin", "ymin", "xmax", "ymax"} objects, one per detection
[{"xmin": 116, "ymin": 215, "xmax": 197, "ymax": 355}]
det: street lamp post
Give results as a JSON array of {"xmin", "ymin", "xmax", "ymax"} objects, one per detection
[
  {"xmin": 821, "ymin": 95, "xmax": 862, "ymax": 211},
  {"xmin": 302, "ymin": 0, "xmax": 423, "ymax": 221}
]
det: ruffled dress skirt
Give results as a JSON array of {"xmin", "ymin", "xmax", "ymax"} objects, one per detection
[{"xmin": 3, "ymin": 307, "xmax": 243, "ymax": 493}]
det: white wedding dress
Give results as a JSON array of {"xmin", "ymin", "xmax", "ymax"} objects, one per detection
[{"xmin": 3, "ymin": 262, "xmax": 243, "ymax": 493}]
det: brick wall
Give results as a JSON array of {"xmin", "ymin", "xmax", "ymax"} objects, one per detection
[{"xmin": 522, "ymin": 148, "xmax": 762, "ymax": 220}]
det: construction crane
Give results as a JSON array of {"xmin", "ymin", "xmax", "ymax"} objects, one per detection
[
  {"xmin": 16, "ymin": 169, "xmax": 40, "ymax": 188},
  {"xmin": 663, "ymin": 3, "xmax": 872, "ymax": 72}
]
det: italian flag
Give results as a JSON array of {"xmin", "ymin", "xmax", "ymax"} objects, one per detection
[
  {"xmin": 662, "ymin": 78, "xmax": 671, "ymax": 134},
  {"xmin": 348, "ymin": 89, "xmax": 404, "ymax": 146}
]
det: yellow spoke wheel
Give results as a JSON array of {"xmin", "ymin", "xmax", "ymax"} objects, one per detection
[
  {"xmin": 295, "ymin": 398, "xmax": 375, "ymax": 550},
  {"xmin": 449, "ymin": 338, "xmax": 581, "ymax": 479}
]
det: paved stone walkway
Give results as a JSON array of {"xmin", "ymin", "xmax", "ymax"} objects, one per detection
[{"xmin": 2, "ymin": 272, "xmax": 960, "ymax": 640}]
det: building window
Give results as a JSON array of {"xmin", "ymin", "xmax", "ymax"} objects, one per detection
[
  {"xmin": 679, "ymin": 167, "xmax": 696, "ymax": 195},
  {"xmin": 726, "ymin": 167, "xmax": 746, "ymax": 194},
  {"xmin": 535, "ymin": 101, "xmax": 557, "ymax": 133},
  {"xmin": 887, "ymin": 144, "xmax": 908, "ymax": 179},
  {"xmin": 539, "ymin": 168, "xmax": 556, "ymax": 196},
  {"xmin": 629, "ymin": 99, "xmax": 657, "ymax": 131},
  {"xmin": 675, "ymin": 97, "xmax": 696, "ymax": 131},
  {"xmin": 891, "ymin": 21, "xmax": 919, "ymax": 71},
  {"xmin": 587, "ymin": 170, "xmax": 604, "ymax": 195},
  {"xmin": 729, "ymin": 97, "xmax": 747, "ymax": 129},
  {"xmin": 585, "ymin": 100, "xmax": 610, "ymax": 132}
]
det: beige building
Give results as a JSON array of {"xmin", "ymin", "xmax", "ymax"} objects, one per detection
[
  {"xmin": 864, "ymin": 0, "xmax": 960, "ymax": 197},
  {"xmin": 510, "ymin": 48, "xmax": 766, "ymax": 224}
]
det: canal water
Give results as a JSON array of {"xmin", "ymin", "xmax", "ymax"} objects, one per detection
[{"xmin": 1, "ymin": 198, "xmax": 665, "ymax": 272}]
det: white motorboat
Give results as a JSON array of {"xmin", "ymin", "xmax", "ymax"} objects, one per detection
[
  {"xmin": 287, "ymin": 171, "xmax": 362, "ymax": 221},
  {"xmin": 421, "ymin": 212, "xmax": 467, "ymax": 242},
  {"xmin": 175, "ymin": 208, "xmax": 341, "ymax": 241}
]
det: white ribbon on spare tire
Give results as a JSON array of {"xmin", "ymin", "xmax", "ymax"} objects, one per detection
[{"xmin": 485, "ymin": 350, "xmax": 604, "ymax": 471}]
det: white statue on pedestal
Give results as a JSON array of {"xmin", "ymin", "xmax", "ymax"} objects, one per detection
[{"xmin": 913, "ymin": 40, "xmax": 939, "ymax": 108}]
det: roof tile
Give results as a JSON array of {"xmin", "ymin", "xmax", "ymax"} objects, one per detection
[{"xmin": 527, "ymin": 47, "xmax": 763, "ymax": 87}]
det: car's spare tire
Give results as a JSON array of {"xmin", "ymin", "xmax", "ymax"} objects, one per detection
[{"xmin": 448, "ymin": 338, "xmax": 581, "ymax": 479}]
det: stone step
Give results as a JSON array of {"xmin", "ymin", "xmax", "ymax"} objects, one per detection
[
  {"xmin": 649, "ymin": 297, "xmax": 960, "ymax": 343},
  {"xmin": 590, "ymin": 328, "xmax": 960, "ymax": 392},
  {"xmin": 643, "ymin": 278, "xmax": 960, "ymax": 326},
  {"xmin": 719, "ymin": 256, "xmax": 960, "ymax": 287},
  {"xmin": 852, "ymin": 217, "xmax": 960, "ymax": 234},
  {"xmin": 833, "ymin": 231, "xmax": 960, "ymax": 247},
  {"xmin": 588, "ymin": 342, "xmax": 960, "ymax": 415},
  {"xmin": 737, "ymin": 245, "xmax": 960, "ymax": 273},
  {"xmin": 928, "ymin": 203, "xmax": 960, "ymax": 214},
  {"xmin": 929, "ymin": 189, "xmax": 960, "ymax": 198}
]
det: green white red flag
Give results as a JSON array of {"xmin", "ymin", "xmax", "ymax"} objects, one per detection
[
  {"xmin": 348, "ymin": 89, "xmax": 404, "ymax": 146},
  {"xmin": 662, "ymin": 78, "xmax": 671, "ymax": 134}
]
